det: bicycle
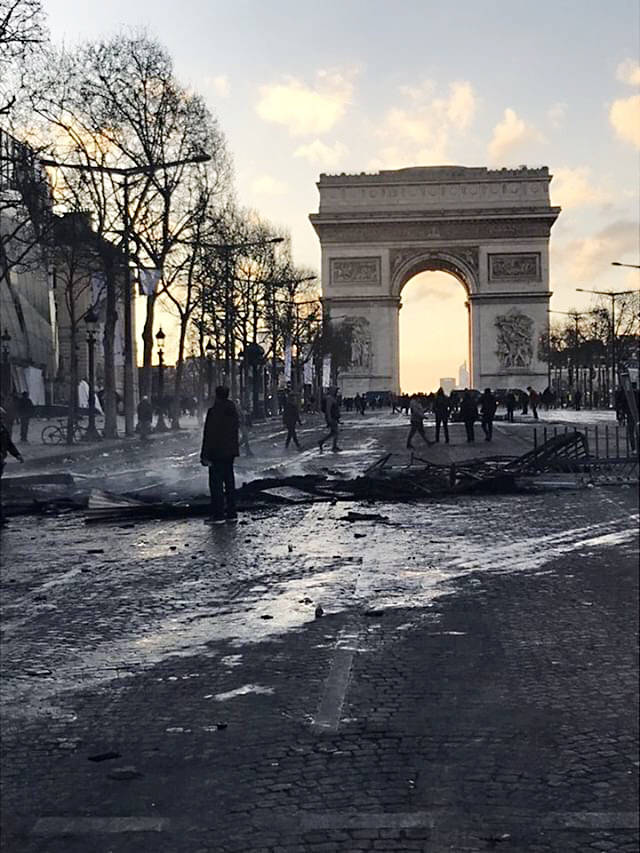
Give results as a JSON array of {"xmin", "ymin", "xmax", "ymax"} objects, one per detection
[{"xmin": 41, "ymin": 419, "xmax": 88, "ymax": 445}]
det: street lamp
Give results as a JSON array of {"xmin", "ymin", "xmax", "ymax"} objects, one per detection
[
  {"xmin": 1, "ymin": 328, "xmax": 11, "ymax": 397},
  {"xmin": 83, "ymin": 307, "xmax": 102, "ymax": 441},
  {"xmin": 612, "ymin": 262, "xmax": 640, "ymax": 270},
  {"xmin": 154, "ymin": 326, "xmax": 169, "ymax": 432},
  {"xmin": 205, "ymin": 338, "xmax": 214, "ymax": 403},
  {"xmin": 41, "ymin": 152, "xmax": 211, "ymax": 437},
  {"xmin": 576, "ymin": 287, "xmax": 639, "ymax": 402}
]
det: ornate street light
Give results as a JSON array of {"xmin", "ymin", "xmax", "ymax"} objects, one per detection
[
  {"xmin": 205, "ymin": 338, "xmax": 214, "ymax": 403},
  {"xmin": 1, "ymin": 328, "xmax": 12, "ymax": 397},
  {"xmin": 83, "ymin": 307, "xmax": 102, "ymax": 441},
  {"xmin": 154, "ymin": 327, "xmax": 169, "ymax": 432}
]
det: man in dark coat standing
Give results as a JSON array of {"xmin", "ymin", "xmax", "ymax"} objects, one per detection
[
  {"xmin": 17, "ymin": 391, "xmax": 34, "ymax": 442},
  {"xmin": 480, "ymin": 388, "xmax": 497, "ymax": 441},
  {"xmin": 459, "ymin": 389, "xmax": 478, "ymax": 443},
  {"xmin": 433, "ymin": 387, "xmax": 450, "ymax": 444},
  {"xmin": 201, "ymin": 386, "xmax": 239, "ymax": 522},
  {"xmin": 283, "ymin": 393, "xmax": 303, "ymax": 450}
]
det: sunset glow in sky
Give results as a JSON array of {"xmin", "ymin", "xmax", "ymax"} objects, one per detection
[{"xmin": 42, "ymin": 0, "xmax": 640, "ymax": 391}]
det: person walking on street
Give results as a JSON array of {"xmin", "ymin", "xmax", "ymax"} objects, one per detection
[
  {"xmin": 433, "ymin": 387, "xmax": 450, "ymax": 444},
  {"xmin": 201, "ymin": 386, "xmax": 239, "ymax": 522},
  {"xmin": 1, "ymin": 408, "xmax": 24, "ymax": 525},
  {"xmin": 480, "ymin": 388, "xmax": 497, "ymax": 441},
  {"xmin": 319, "ymin": 387, "xmax": 341, "ymax": 452},
  {"xmin": 137, "ymin": 396, "xmax": 153, "ymax": 441},
  {"xmin": 17, "ymin": 391, "xmax": 34, "ymax": 442},
  {"xmin": 406, "ymin": 394, "xmax": 432, "ymax": 449},
  {"xmin": 460, "ymin": 389, "xmax": 478, "ymax": 443},
  {"xmin": 527, "ymin": 386, "xmax": 539, "ymax": 420},
  {"xmin": 236, "ymin": 399, "xmax": 253, "ymax": 456},
  {"xmin": 505, "ymin": 390, "xmax": 516, "ymax": 423},
  {"xmin": 283, "ymin": 393, "xmax": 303, "ymax": 450}
]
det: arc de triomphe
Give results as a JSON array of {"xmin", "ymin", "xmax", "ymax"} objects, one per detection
[{"xmin": 309, "ymin": 165, "xmax": 560, "ymax": 395}]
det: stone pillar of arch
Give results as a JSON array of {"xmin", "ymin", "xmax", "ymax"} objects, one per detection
[{"xmin": 310, "ymin": 165, "xmax": 560, "ymax": 395}]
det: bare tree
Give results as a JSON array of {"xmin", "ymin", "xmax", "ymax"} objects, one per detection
[{"xmin": 0, "ymin": 0, "xmax": 46, "ymax": 117}]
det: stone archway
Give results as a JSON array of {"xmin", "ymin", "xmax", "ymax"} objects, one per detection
[{"xmin": 310, "ymin": 165, "xmax": 560, "ymax": 395}]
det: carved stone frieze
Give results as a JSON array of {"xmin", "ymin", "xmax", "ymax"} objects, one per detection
[
  {"xmin": 330, "ymin": 257, "xmax": 380, "ymax": 286},
  {"xmin": 314, "ymin": 218, "xmax": 554, "ymax": 244},
  {"xmin": 489, "ymin": 252, "xmax": 541, "ymax": 281},
  {"xmin": 495, "ymin": 309, "xmax": 534, "ymax": 369}
]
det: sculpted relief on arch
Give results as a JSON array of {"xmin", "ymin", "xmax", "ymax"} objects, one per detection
[{"xmin": 495, "ymin": 308, "xmax": 534, "ymax": 369}]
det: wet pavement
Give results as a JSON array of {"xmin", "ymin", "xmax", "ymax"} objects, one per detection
[{"xmin": 1, "ymin": 411, "xmax": 638, "ymax": 852}]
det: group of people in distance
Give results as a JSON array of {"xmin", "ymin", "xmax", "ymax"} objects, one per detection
[{"xmin": 405, "ymin": 387, "xmax": 500, "ymax": 449}]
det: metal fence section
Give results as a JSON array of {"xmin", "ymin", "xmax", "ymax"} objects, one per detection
[{"xmin": 532, "ymin": 424, "xmax": 639, "ymax": 483}]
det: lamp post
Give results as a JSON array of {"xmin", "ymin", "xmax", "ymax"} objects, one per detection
[
  {"xmin": 83, "ymin": 307, "xmax": 102, "ymax": 441},
  {"xmin": 41, "ymin": 152, "xmax": 211, "ymax": 437},
  {"xmin": 154, "ymin": 327, "xmax": 169, "ymax": 432},
  {"xmin": 1, "ymin": 328, "xmax": 11, "ymax": 397},
  {"xmin": 205, "ymin": 338, "xmax": 214, "ymax": 403},
  {"xmin": 576, "ymin": 287, "xmax": 639, "ymax": 402}
]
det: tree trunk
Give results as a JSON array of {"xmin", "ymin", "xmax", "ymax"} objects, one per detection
[
  {"xmin": 67, "ymin": 314, "xmax": 78, "ymax": 446},
  {"xmin": 171, "ymin": 316, "xmax": 188, "ymax": 430},
  {"xmin": 140, "ymin": 293, "xmax": 156, "ymax": 400},
  {"xmin": 102, "ymin": 264, "xmax": 118, "ymax": 438}
]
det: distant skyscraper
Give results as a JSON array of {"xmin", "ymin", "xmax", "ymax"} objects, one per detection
[
  {"xmin": 440, "ymin": 378, "xmax": 455, "ymax": 395},
  {"xmin": 458, "ymin": 360, "xmax": 469, "ymax": 389}
]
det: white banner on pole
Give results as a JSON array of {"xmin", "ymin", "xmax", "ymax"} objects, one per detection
[
  {"xmin": 303, "ymin": 359, "xmax": 313, "ymax": 385},
  {"xmin": 322, "ymin": 355, "xmax": 331, "ymax": 387},
  {"xmin": 139, "ymin": 268, "xmax": 162, "ymax": 296},
  {"xmin": 284, "ymin": 340, "xmax": 292, "ymax": 381}
]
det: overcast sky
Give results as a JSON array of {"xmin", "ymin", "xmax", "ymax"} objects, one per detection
[{"xmin": 42, "ymin": 0, "xmax": 640, "ymax": 390}]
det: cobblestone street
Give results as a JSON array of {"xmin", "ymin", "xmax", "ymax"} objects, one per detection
[{"xmin": 1, "ymin": 413, "xmax": 638, "ymax": 852}]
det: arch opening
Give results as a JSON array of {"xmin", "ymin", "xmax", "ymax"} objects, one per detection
[{"xmin": 399, "ymin": 270, "xmax": 470, "ymax": 394}]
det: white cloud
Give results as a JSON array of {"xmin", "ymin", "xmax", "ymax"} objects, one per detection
[
  {"xmin": 547, "ymin": 102, "xmax": 567, "ymax": 127},
  {"xmin": 293, "ymin": 140, "xmax": 348, "ymax": 168},
  {"xmin": 609, "ymin": 94, "xmax": 640, "ymax": 148},
  {"xmin": 205, "ymin": 74, "xmax": 230, "ymax": 98},
  {"xmin": 488, "ymin": 108, "xmax": 545, "ymax": 164},
  {"xmin": 553, "ymin": 220, "xmax": 639, "ymax": 282},
  {"xmin": 550, "ymin": 167, "xmax": 611, "ymax": 210},
  {"xmin": 616, "ymin": 59, "xmax": 640, "ymax": 86},
  {"xmin": 256, "ymin": 69, "xmax": 356, "ymax": 136},
  {"xmin": 371, "ymin": 80, "xmax": 477, "ymax": 169},
  {"xmin": 251, "ymin": 175, "xmax": 287, "ymax": 195}
]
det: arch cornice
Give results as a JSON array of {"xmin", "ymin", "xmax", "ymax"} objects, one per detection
[{"xmin": 389, "ymin": 246, "xmax": 479, "ymax": 297}]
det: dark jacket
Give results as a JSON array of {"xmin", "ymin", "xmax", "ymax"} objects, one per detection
[
  {"xmin": 201, "ymin": 399, "xmax": 239, "ymax": 460},
  {"xmin": 459, "ymin": 394, "xmax": 478, "ymax": 423},
  {"xmin": 323, "ymin": 395, "xmax": 340, "ymax": 426},
  {"xmin": 283, "ymin": 399, "xmax": 301, "ymax": 428},
  {"xmin": 433, "ymin": 391, "xmax": 450, "ymax": 418},
  {"xmin": 1, "ymin": 424, "xmax": 21, "ymax": 465},
  {"xmin": 17, "ymin": 395, "xmax": 34, "ymax": 417},
  {"xmin": 480, "ymin": 392, "xmax": 497, "ymax": 419},
  {"xmin": 137, "ymin": 398, "xmax": 153, "ymax": 423}
]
